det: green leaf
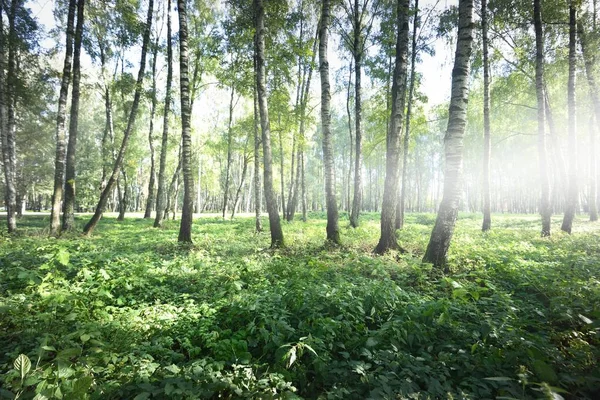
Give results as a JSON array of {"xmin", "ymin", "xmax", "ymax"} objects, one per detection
[
  {"xmin": 165, "ymin": 364, "xmax": 180, "ymax": 374},
  {"xmin": 73, "ymin": 376, "xmax": 94, "ymax": 395},
  {"xmin": 365, "ymin": 337, "xmax": 378, "ymax": 347},
  {"xmin": 56, "ymin": 248, "xmax": 70, "ymax": 266},
  {"xmin": 80, "ymin": 334, "xmax": 91, "ymax": 343},
  {"xmin": 532, "ymin": 360, "xmax": 558, "ymax": 383},
  {"xmin": 133, "ymin": 393, "xmax": 151, "ymax": 400},
  {"xmin": 14, "ymin": 354, "xmax": 31, "ymax": 380},
  {"xmin": 33, "ymin": 394, "xmax": 49, "ymax": 400},
  {"xmin": 286, "ymin": 347, "xmax": 297, "ymax": 368}
]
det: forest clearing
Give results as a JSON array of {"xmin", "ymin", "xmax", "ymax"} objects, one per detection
[{"xmin": 1, "ymin": 213, "xmax": 599, "ymax": 399}]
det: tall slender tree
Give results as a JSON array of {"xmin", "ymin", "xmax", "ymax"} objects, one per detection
[
  {"xmin": 534, "ymin": 0, "xmax": 551, "ymax": 236},
  {"xmin": 83, "ymin": 0, "xmax": 154, "ymax": 235},
  {"xmin": 0, "ymin": 0, "xmax": 15, "ymax": 232},
  {"xmin": 50, "ymin": 0, "xmax": 76, "ymax": 235},
  {"xmin": 144, "ymin": 35, "xmax": 160, "ymax": 219},
  {"xmin": 579, "ymin": 18, "xmax": 599, "ymax": 221},
  {"xmin": 375, "ymin": 0, "xmax": 410, "ymax": 254},
  {"xmin": 154, "ymin": 0, "xmax": 173, "ymax": 228},
  {"xmin": 320, "ymin": 0, "xmax": 341, "ymax": 244},
  {"xmin": 62, "ymin": 0, "xmax": 86, "ymax": 231},
  {"xmin": 397, "ymin": 0, "xmax": 419, "ymax": 230},
  {"xmin": 253, "ymin": 80, "xmax": 263, "ymax": 232},
  {"xmin": 481, "ymin": 0, "xmax": 491, "ymax": 231},
  {"xmin": 561, "ymin": 1, "xmax": 578, "ymax": 233},
  {"xmin": 177, "ymin": 0, "xmax": 195, "ymax": 243},
  {"xmin": 255, "ymin": 0, "xmax": 284, "ymax": 247},
  {"xmin": 422, "ymin": 0, "xmax": 474, "ymax": 269}
]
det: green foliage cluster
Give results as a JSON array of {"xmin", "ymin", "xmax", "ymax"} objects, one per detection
[{"xmin": 1, "ymin": 215, "xmax": 599, "ymax": 399}]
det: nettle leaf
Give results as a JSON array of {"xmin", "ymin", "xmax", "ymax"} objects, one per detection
[
  {"xmin": 33, "ymin": 394, "xmax": 49, "ymax": 400},
  {"xmin": 14, "ymin": 354, "xmax": 31, "ymax": 380}
]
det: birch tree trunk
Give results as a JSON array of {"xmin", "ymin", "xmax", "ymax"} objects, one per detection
[
  {"xmin": 534, "ymin": 0, "xmax": 552, "ymax": 237},
  {"xmin": 144, "ymin": 36, "xmax": 160, "ymax": 219},
  {"xmin": 253, "ymin": 82, "xmax": 263, "ymax": 232},
  {"xmin": 375, "ymin": 0, "xmax": 410, "ymax": 254},
  {"xmin": 578, "ymin": 19, "xmax": 599, "ymax": 221},
  {"xmin": 422, "ymin": 0, "xmax": 474, "ymax": 269},
  {"xmin": 319, "ymin": 0, "xmax": 340, "ymax": 244},
  {"xmin": 0, "ymin": 0, "xmax": 17, "ymax": 233},
  {"xmin": 50, "ymin": 0, "xmax": 76, "ymax": 235},
  {"xmin": 222, "ymin": 86, "xmax": 235, "ymax": 219},
  {"xmin": 255, "ymin": 0, "xmax": 284, "ymax": 247},
  {"xmin": 62, "ymin": 0, "xmax": 85, "ymax": 231},
  {"xmin": 561, "ymin": 2, "xmax": 578, "ymax": 234},
  {"xmin": 350, "ymin": 0, "xmax": 363, "ymax": 228},
  {"xmin": 397, "ymin": 0, "xmax": 419, "ymax": 230},
  {"xmin": 83, "ymin": 0, "xmax": 154, "ymax": 235},
  {"xmin": 481, "ymin": 0, "xmax": 492, "ymax": 232},
  {"xmin": 177, "ymin": 0, "xmax": 195, "ymax": 243},
  {"xmin": 154, "ymin": 0, "xmax": 173, "ymax": 228}
]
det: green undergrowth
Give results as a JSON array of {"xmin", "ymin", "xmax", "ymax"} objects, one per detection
[{"xmin": 0, "ymin": 213, "xmax": 599, "ymax": 399}]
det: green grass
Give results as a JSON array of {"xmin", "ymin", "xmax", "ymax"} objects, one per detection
[{"xmin": 1, "ymin": 213, "xmax": 599, "ymax": 399}]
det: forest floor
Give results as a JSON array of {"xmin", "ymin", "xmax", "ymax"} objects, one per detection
[{"xmin": 1, "ymin": 213, "xmax": 599, "ymax": 399}]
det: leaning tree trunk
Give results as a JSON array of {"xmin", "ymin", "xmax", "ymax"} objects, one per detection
[
  {"xmin": 83, "ymin": 0, "xmax": 154, "ymax": 235},
  {"xmin": 481, "ymin": 0, "xmax": 492, "ymax": 232},
  {"xmin": 534, "ymin": 0, "xmax": 552, "ymax": 237},
  {"xmin": 144, "ymin": 36, "xmax": 160, "ymax": 219},
  {"xmin": 50, "ymin": 0, "xmax": 76, "ymax": 236},
  {"xmin": 255, "ymin": 0, "xmax": 284, "ymax": 247},
  {"xmin": 375, "ymin": 0, "xmax": 410, "ymax": 254},
  {"xmin": 561, "ymin": 2, "xmax": 578, "ymax": 234},
  {"xmin": 62, "ymin": 0, "xmax": 85, "ymax": 231},
  {"xmin": 319, "ymin": 0, "xmax": 341, "ymax": 244},
  {"xmin": 346, "ymin": 61, "xmax": 353, "ymax": 213},
  {"xmin": 177, "ymin": 0, "xmax": 195, "ymax": 243},
  {"xmin": 154, "ymin": 0, "xmax": 173, "ymax": 228},
  {"xmin": 350, "ymin": 2, "xmax": 363, "ymax": 228},
  {"xmin": 579, "ymin": 19, "xmax": 599, "ymax": 221},
  {"xmin": 422, "ymin": 0, "xmax": 474, "ymax": 270},
  {"xmin": 397, "ymin": 0, "xmax": 419, "ymax": 230}
]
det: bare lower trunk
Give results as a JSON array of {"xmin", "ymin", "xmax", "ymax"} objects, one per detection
[
  {"xmin": 561, "ymin": 3, "xmax": 578, "ymax": 234},
  {"xmin": 117, "ymin": 170, "xmax": 128, "ymax": 221},
  {"xmin": 231, "ymin": 154, "xmax": 249, "ymax": 219},
  {"xmin": 83, "ymin": 0, "xmax": 154, "ymax": 235},
  {"xmin": 423, "ymin": 0, "xmax": 474, "ymax": 269},
  {"xmin": 63, "ymin": 0, "xmax": 85, "ymax": 231},
  {"xmin": 154, "ymin": 0, "xmax": 173, "ymax": 228},
  {"xmin": 375, "ymin": 0, "xmax": 410, "ymax": 254},
  {"xmin": 534, "ymin": 0, "xmax": 551, "ymax": 236},
  {"xmin": 255, "ymin": 0, "xmax": 284, "ymax": 247},
  {"xmin": 50, "ymin": 0, "xmax": 76, "ymax": 235}
]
